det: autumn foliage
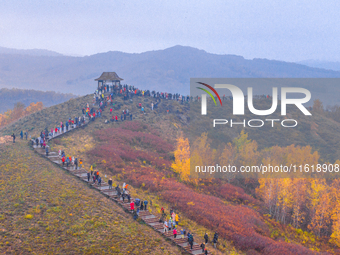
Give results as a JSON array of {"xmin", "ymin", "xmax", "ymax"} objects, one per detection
[
  {"xmin": 171, "ymin": 136, "xmax": 190, "ymax": 181},
  {"xmin": 0, "ymin": 101, "xmax": 43, "ymax": 127},
  {"xmin": 87, "ymin": 122, "xmax": 327, "ymax": 254},
  {"xmin": 188, "ymin": 130, "xmax": 340, "ymax": 248}
]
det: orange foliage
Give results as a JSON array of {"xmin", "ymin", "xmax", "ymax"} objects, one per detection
[
  {"xmin": 171, "ymin": 135, "xmax": 190, "ymax": 181},
  {"xmin": 0, "ymin": 102, "xmax": 43, "ymax": 127}
]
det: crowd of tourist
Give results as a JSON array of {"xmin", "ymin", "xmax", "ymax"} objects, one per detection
[{"xmin": 20, "ymin": 83, "xmax": 225, "ymax": 254}]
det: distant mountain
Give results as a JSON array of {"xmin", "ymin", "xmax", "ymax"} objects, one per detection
[
  {"xmin": 297, "ymin": 59, "xmax": 340, "ymax": 71},
  {"xmin": 0, "ymin": 46, "xmax": 63, "ymax": 57},
  {"xmin": 1, "ymin": 45, "xmax": 340, "ymax": 104},
  {"xmin": 0, "ymin": 88, "xmax": 76, "ymax": 113}
]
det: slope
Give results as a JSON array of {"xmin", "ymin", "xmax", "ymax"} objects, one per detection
[
  {"xmin": 12, "ymin": 91, "xmax": 340, "ymax": 252},
  {"xmin": 0, "ymin": 139, "xmax": 182, "ymax": 254}
]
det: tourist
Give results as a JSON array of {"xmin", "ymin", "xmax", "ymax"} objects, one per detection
[
  {"xmin": 108, "ymin": 178, "xmax": 113, "ymax": 189},
  {"xmin": 204, "ymin": 233, "xmax": 209, "ymax": 244},
  {"xmin": 188, "ymin": 233, "xmax": 194, "ymax": 250},
  {"xmin": 130, "ymin": 201, "xmax": 135, "ymax": 212},
  {"xmin": 213, "ymin": 232, "xmax": 218, "ymax": 248},
  {"xmin": 164, "ymin": 220, "xmax": 168, "ymax": 233},
  {"xmin": 62, "ymin": 156, "xmax": 65, "ymax": 166},
  {"xmin": 200, "ymin": 243, "xmax": 205, "ymax": 253},
  {"xmin": 213, "ymin": 236, "xmax": 217, "ymax": 248},
  {"xmin": 172, "ymin": 212, "xmax": 176, "ymax": 223},
  {"xmin": 133, "ymin": 210, "xmax": 138, "ymax": 220},
  {"xmin": 135, "ymin": 198, "xmax": 140, "ymax": 208},
  {"xmin": 173, "ymin": 228, "xmax": 177, "ymax": 239},
  {"xmin": 144, "ymin": 200, "xmax": 148, "ymax": 210},
  {"xmin": 87, "ymin": 172, "xmax": 90, "ymax": 182},
  {"xmin": 180, "ymin": 229, "xmax": 184, "ymax": 239}
]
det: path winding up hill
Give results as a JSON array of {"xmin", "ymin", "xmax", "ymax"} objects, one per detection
[{"xmin": 31, "ymin": 119, "xmax": 211, "ymax": 254}]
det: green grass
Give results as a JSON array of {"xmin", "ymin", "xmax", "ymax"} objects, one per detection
[{"xmin": 0, "ymin": 140, "xmax": 182, "ymax": 254}]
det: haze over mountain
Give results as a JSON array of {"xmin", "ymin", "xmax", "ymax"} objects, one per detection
[
  {"xmin": 0, "ymin": 46, "xmax": 63, "ymax": 57},
  {"xmin": 298, "ymin": 60, "xmax": 340, "ymax": 72},
  {"xmin": 1, "ymin": 45, "xmax": 340, "ymax": 105},
  {"xmin": 0, "ymin": 88, "xmax": 76, "ymax": 113}
]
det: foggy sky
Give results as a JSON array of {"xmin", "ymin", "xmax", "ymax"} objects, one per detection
[{"xmin": 0, "ymin": 0, "xmax": 339, "ymax": 61}]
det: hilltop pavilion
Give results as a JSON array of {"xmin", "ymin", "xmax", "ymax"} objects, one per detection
[{"xmin": 95, "ymin": 72, "xmax": 123, "ymax": 89}]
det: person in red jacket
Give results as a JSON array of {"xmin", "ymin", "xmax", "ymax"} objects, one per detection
[
  {"xmin": 130, "ymin": 201, "xmax": 135, "ymax": 212},
  {"xmin": 173, "ymin": 228, "xmax": 177, "ymax": 239},
  {"xmin": 110, "ymin": 108, "xmax": 113, "ymax": 114},
  {"xmin": 115, "ymin": 116, "xmax": 118, "ymax": 122},
  {"xmin": 62, "ymin": 156, "xmax": 65, "ymax": 166}
]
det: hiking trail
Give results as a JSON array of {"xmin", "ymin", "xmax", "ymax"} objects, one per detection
[{"xmin": 31, "ymin": 116, "xmax": 211, "ymax": 255}]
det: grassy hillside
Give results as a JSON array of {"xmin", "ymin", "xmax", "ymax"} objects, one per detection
[
  {"xmin": 2, "ymin": 92, "xmax": 340, "ymax": 254},
  {"xmin": 0, "ymin": 95, "xmax": 89, "ymax": 137},
  {"xmin": 0, "ymin": 139, "xmax": 182, "ymax": 254},
  {"xmin": 49, "ymin": 116, "xmax": 333, "ymax": 254}
]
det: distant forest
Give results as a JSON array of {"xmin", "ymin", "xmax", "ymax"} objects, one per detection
[{"xmin": 0, "ymin": 88, "xmax": 76, "ymax": 113}]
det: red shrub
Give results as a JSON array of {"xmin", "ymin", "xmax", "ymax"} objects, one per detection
[
  {"xmin": 262, "ymin": 242, "xmax": 319, "ymax": 255},
  {"xmin": 87, "ymin": 122, "xmax": 317, "ymax": 254}
]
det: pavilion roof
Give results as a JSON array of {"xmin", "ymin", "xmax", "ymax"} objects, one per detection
[{"xmin": 95, "ymin": 72, "xmax": 123, "ymax": 81}]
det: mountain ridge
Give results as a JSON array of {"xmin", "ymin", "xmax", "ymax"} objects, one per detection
[
  {"xmin": 0, "ymin": 46, "xmax": 64, "ymax": 57},
  {"xmin": 1, "ymin": 45, "xmax": 340, "ymax": 104}
]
